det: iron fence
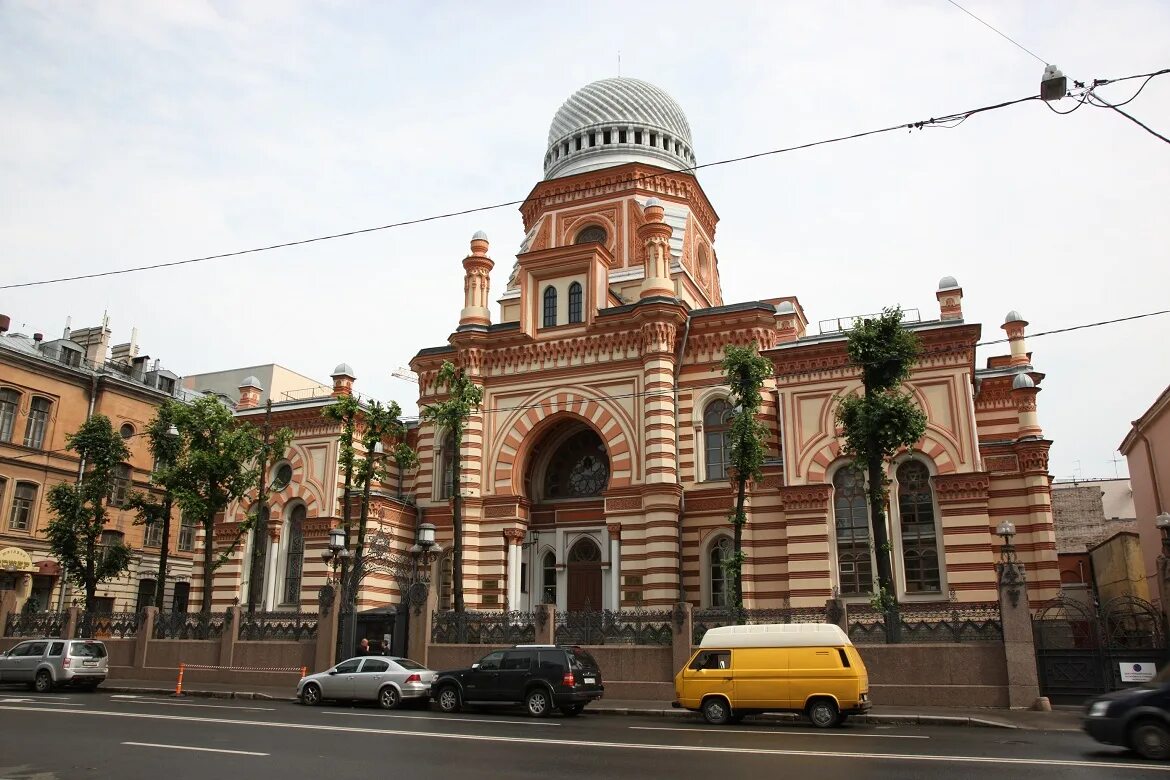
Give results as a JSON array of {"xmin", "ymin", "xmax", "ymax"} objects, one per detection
[
  {"xmin": 555, "ymin": 609, "xmax": 674, "ymax": 646},
  {"xmin": 153, "ymin": 611, "xmax": 229, "ymax": 640},
  {"xmin": 84, "ymin": 612, "xmax": 139, "ymax": 639},
  {"xmin": 847, "ymin": 601, "xmax": 1003, "ymax": 644},
  {"xmin": 238, "ymin": 611, "xmax": 319, "ymax": 641},
  {"xmin": 3, "ymin": 611, "xmax": 67, "ymax": 638},
  {"xmin": 431, "ymin": 611, "xmax": 537, "ymax": 645},
  {"xmin": 692, "ymin": 606, "xmax": 829, "ymax": 644}
]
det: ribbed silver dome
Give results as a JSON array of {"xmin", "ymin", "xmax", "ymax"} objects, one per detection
[{"xmin": 544, "ymin": 78, "xmax": 697, "ymax": 179}]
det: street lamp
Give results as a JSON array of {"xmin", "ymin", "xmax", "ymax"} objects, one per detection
[
  {"xmin": 321, "ymin": 527, "xmax": 350, "ymax": 583},
  {"xmin": 1157, "ymin": 513, "xmax": 1170, "ymax": 555},
  {"xmin": 995, "ymin": 520, "xmax": 1023, "ymax": 608}
]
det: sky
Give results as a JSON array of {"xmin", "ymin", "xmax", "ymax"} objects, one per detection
[{"xmin": 1, "ymin": 0, "xmax": 1168, "ymax": 483}]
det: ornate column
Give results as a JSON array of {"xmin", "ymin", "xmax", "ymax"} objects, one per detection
[
  {"xmin": 1002, "ymin": 311, "xmax": 1030, "ymax": 368},
  {"xmin": 638, "ymin": 199, "xmax": 674, "ymax": 299},
  {"xmin": 1012, "ymin": 373, "xmax": 1043, "ymax": 439},
  {"xmin": 264, "ymin": 522, "xmax": 282, "ymax": 611},
  {"xmin": 504, "ymin": 528, "xmax": 525, "ymax": 611},
  {"xmin": 607, "ymin": 523, "xmax": 622, "ymax": 610},
  {"xmin": 459, "ymin": 231, "xmax": 494, "ymax": 328}
]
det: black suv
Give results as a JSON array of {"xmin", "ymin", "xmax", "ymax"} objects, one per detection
[
  {"xmin": 1084, "ymin": 668, "xmax": 1170, "ymax": 760},
  {"xmin": 431, "ymin": 645, "xmax": 604, "ymax": 717}
]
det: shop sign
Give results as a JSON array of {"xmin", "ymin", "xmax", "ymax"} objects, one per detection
[{"xmin": 0, "ymin": 547, "xmax": 35, "ymax": 572}]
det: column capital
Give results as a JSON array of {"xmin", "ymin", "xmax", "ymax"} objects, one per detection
[
  {"xmin": 606, "ymin": 523, "xmax": 622, "ymax": 539},
  {"xmin": 503, "ymin": 528, "xmax": 526, "ymax": 545}
]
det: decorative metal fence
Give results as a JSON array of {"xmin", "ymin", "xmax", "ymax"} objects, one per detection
[
  {"xmin": 153, "ymin": 611, "xmax": 230, "ymax": 640},
  {"xmin": 847, "ymin": 601, "xmax": 1003, "ymax": 644},
  {"xmin": 238, "ymin": 611, "xmax": 319, "ymax": 642},
  {"xmin": 555, "ymin": 609, "xmax": 674, "ymax": 646},
  {"xmin": 3, "ymin": 611, "xmax": 67, "ymax": 638},
  {"xmin": 693, "ymin": 606, "xmax": 828, "ymax": 644},
  {"xmin": 83, "ymin": 612, "xmax": 140, "ymax": 639},
  {"xmin": 431, "ymin": 611, "xmax": 538, "ymax": 645}
]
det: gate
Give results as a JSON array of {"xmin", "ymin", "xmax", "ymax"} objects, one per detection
[{"xmin": 1033, "ymin": 594, "xmax": 1168, "ymax": 703}]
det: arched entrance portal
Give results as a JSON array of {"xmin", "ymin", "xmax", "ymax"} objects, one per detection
[{"xmin": 567, "ymin": 537, "xmax": 603, "ymax": 611}]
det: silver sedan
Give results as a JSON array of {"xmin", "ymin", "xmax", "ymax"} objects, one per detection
[{"xmin": 297, "ymin": 656, "xmax": 437, "ymax": 709}]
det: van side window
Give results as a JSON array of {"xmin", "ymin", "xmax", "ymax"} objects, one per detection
[
  {"xmin": 690, "ymin": 650, "xmax": 730, "ymax": 670},
  {"xmin": 837, "ymin": 648, "xmax": 850, "ymax": 667}
]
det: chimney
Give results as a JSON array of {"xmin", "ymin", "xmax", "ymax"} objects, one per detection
[
  {"xmin": 0, "ymin": 314, "xmax": 9, "ymax": 334},
  {"xmin": 33, "ymin": 332, "xmax": 43, "ymax": 343},
  {"xmin": 63, "ymin": 315, "xmax": 72, "ymax": 341}
]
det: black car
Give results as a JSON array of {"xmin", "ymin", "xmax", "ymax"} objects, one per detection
[
  {"xmin": 431, "ymin": 644, "xmax": 604, "ymax": 717},
  {"xmin": 1084, "ymin": 667, "xmax": 1170, "ymax": 760}
]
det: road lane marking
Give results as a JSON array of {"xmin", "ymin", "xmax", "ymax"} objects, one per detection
[
  {"xmin": 630, "ymin": 725, "xmax": 929, "ymax": 740},
  {"xmin": 122, "ymin": 741, "xmax": 268, "ymax": 756},
  {"xmin": 0, "ymin": 698, "xmax": 84, "ymax": 706},
  {"xmin": 2, "ymin": 706, "xmax": 1160, "ymax": 773},
  {"xmin": 321, "ymin": 711, "xmax": 561, "ymax": 727},
  {"xmin": 112, "ymin": 699, "xmax": 275, "ymax": 711}
]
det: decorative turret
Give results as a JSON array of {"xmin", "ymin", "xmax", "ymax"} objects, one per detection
[
  {"xmin": 331, "ymin": 363, "xmax": 356, "ymax": 398},
  {"xmin": 774, "ymin": 300, "xmax": 806, "ymax": 343},
  {"xmin": 936, "ymin": 276, "xmax": 963, "ymax": 321},
  {"xmin": 637, "ymin": 199, "xmax": 675, "ymax": 299},
  {"xmin": 237, "ymin": 376, "xmax": 262, "ymax": 409},
  {"xmin": 1011, "ymin": 371, "xmax": 1043, "ymax": 438},
  {"xmin": 459, "ymin": 231, "xmax": 494, "ymax": 328},
  {"xmin": 1002, "ymin": 311, "xmax": 1030, "ymax": 368}
]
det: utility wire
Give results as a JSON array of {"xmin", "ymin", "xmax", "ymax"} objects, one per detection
[
  {"xmin": 942, "ymin": 0, "xmax": 1048, "ymax": 66},
  {"xmin": 1087, "ymin": 91, "xmax": 1170, "ymax": 145},
  {"xmin": 0, "ymin": 90, "xmax": 1057, "ymax": 291}
]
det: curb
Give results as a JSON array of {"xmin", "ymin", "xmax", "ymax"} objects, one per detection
[{"xmin": 104, "ymin": 686, "xmax": 298, "ymax": 702}]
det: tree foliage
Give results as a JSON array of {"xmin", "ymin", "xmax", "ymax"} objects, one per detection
[
  {"xmin": 126, "ymin": 400, "xmax": 185, "ymax": 610},
  {"xmin": 833, "ymin": 307, "xmax": 927, "ymax": 616},
  {"xmin": 44, "ymin": 414, "xmax": 132, "ymax": 632},
  {"xmin": 720, "ymin": 344, "xmax": 773, "ymax": 614},
  {"xmin": 420, "ymin": 361, "xmax": 483, "ymax": 615}
]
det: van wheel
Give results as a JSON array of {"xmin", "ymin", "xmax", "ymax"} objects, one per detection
[
  {"xmin": 34, "ymin": 671, "xmax": 53, "ymax": 694},
  {"xmin": 1130, "ymin": 718, "xmax": 1170, "ymax": 760},
  {"xmin": 807, "ymin": 698, "xmax": 839, "ymax": 729},
  {"xmin": 702, "ymin": 697, "xmax": 731, "ymax": 725},
  {"xmin": 525, "ymin": 688, "xmax": 551, "ymax": 717}
]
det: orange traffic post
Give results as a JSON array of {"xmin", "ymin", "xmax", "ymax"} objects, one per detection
[
  {"xmin": 174, "ymin": 663, "xmax": 185, "ymax": 697},
  {"xmin": 300, "ymin": 666, "xmax": 307, "ymax": 679}
]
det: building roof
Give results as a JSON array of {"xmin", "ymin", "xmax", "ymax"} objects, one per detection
[{"xmin": 1120, "ymin": 383, "xmax": 1170, "ymax": 455}]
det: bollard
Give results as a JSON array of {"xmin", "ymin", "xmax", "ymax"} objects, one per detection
[
  {"xmin": 301, "ymin": 666, "xmax": 307, "ymax": 679},
  {"xmin": 173, "ymin": 663, "xmax": 186, "ymax": 697}
]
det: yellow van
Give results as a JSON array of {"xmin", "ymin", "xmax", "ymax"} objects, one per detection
[{"xmin": 673, "ymin": 623, "xmax": 870, "ymax": 727}]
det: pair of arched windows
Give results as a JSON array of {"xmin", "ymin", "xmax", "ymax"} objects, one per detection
[
  {"xmin": 832, "ymin": 461, "xmax": 942, "ymax": 596},
  {"xmin": 0, "ymin": 388, "xmax": 52, "ymax": 449},
  {"xmin": 542, "ymin": 283, "xmax": 584, "ymax": 328}
]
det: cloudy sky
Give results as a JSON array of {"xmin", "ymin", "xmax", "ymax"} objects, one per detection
[{"xmin": 2, "ymin": 1, "xmax": 1167, "ymax": 483}]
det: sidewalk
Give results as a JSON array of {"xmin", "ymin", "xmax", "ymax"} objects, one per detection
[{"xmin": 100, "ymin": 679, "xmax": 1083, "ymax": 731}]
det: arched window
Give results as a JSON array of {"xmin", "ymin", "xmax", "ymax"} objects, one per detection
[
  {"xmin": 136, "ymin": 578, "xmax": 156, "ymax": 612},
  {"xmin": 23, "ymin": 397, "xmax": 51, "ymax": 449},
  {"xmin": 542, "ymin": 286, "xmax": 558, "ymax": 328},
  {"xmin": 897, "ymin": 461, "xmax": 941, "ymax": 593},
  {"xmin": 543, "ymin": 428, "xmax": 609, "ymax": 499},
  {"xmin": 568, "ymin": 538, "xmax": 601, "ymax": 563},
  {"xmin": 110, "ymin": 463, "xmax": 132, "ymax": 508},
  {"xmin": 541, "ymin": 552, "xmax": 557, "ymax": 604},
  {"xmin": 282, "ymin": 504, "xmax": 306, "ymax": 605},
  {"xmin": 574, "ymin": 225, "xmax": 607, "ymax": 245},
  {"xmin": 439, "ymin": 431, "xmax": 455, "ymax": 500},
  {"xmin": 439, "ymin": 552, "xmax": 454, "ymax": 611},
  {"xmin": 0, "ymin": 388, "xmax": 20, "ymax": 442},
  {"xmin": 568, "ymin": 282, "xmax": 583, "ymax": 324},
  {"xmin": 833, "ymin": 467, "xmax": 872, "ymax": 596},
  {"xmin": 271, "ymin": 462, "xmax": 293, "ymax": 491},
  {"xmin": 8, "ymin": 482, "xmax": 37, "ymax": 531},
  {"xmin": 172, "ymin": 581, "xmax": 190, "ymax": 613},
  {"xmin": 696, "ymin": 245, "xmax": 710, "ymax": 282},
  {"xmin": 703, "ymin": 399, "xmax": 735, "ymax": 481},
  {"xmin": 709, "ymin": 536, "xmax": 733, "ymax": 608}
]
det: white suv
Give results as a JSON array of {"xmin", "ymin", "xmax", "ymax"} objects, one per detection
[{"xmin": 0, "ymin": 638, "xmax": 108, "ymax": 692}]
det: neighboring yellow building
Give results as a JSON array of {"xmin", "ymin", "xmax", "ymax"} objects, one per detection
[{"xmin": 0, "ymin": 313, "xmax": 196, "ymax": 618}]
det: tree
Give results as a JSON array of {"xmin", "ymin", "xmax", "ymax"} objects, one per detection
[
  {"xmin": 169, "ymin": 395, "xmax": 274, "ymax": 617},
  {"xmin": 834, "ymin": 307, "xmax": 927, "ymax": 628},
  {"xmin": 420, "ymin": 361, "xmax": 483, "ymax": 615},
  {"xmin": 720, "ymin": 344, "xmax": 773, "ymax": 615},
  {"xmin": 44, "ymin": 414, "xmax": 132, "ymax": 635},
  {"xmin": 245, "ymin": 400, "xmax": 292, "ymax": 614},
  {"xmin": 126, "ymin": 400, "xmax": 184, "ymax": 610}
]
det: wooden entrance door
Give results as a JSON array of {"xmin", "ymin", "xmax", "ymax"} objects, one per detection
[{"xmin": 566, "ymin": 538, "xmax": 603, "ymax": 611}]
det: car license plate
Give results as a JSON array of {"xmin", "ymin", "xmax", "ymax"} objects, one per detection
[
  {"xmin": 83, "ymin": 660, "xmax": 97, "ymax": 667},
  {"xmin": 583, "ymin": 677, "xmax": 595, "ymax": 684}
]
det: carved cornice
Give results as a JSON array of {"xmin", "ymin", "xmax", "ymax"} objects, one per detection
[
  {"xmin": 932, "ymin": 472, "xmax": 990, "ymax": 503},
  {"xmin": 303, "ymin": 518, "xmax": 334, "ymax": 540},
  {"xmin": 1017, "ymin": 441, "xmax": 1052, "ymax": 474},
  {"xmin": 780, "ymin": 484, "xmax": 832, "ymax": 513},
  {"xmin": 984, "ymin": 455, "xmax": 1019, "ymax": 475}
]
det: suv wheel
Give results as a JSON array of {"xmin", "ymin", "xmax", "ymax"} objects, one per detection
[
  {"xmin": 1130, "ymin": 718, "xmax": 1170, "ymax": 760},
  {"xmin": 702, "ymin": 697, "xmax": 730, "ymax": 725},
  {"xmin": 525, "ymin": 687, "xmax": 551, "ymax": 717},
  {"xmin": 34, "ymin": 670, "xmax": 53, "ymax": 694},
  {"xmin": 437, "ymin": 684, "xmax": 462, "ymax": 713}
]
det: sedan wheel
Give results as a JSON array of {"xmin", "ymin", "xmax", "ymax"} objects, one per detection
[
  {"xmin": 34, "ymin": 671, "xmax": 53, "ymax": 694},
  {"xmin": 525, "ymin": 688, "xmax": 550, "ymax": 717},
  {"xmin": 1131, "ymin": 719, "xmax": 1170, "ymax": 761},
  {"xmin": 379, "ymin": 686, "xmax": 401, "ymax": 710},
  {"xmin": 300, "ymin": 683, "xmax": 322, "ymax": 706}
]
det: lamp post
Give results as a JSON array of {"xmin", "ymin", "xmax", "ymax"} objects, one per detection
[{"xmin": 995, "ymin": 520, "xmax": 1024, "ymax": 608}]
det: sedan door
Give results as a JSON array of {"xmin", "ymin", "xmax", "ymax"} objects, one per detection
[
  {"xmin": 461, "ymin": 651, "xmax": 505, "ymax": 702},
  {"xmin": 352, "ymin": 658, "xmax": 391, "ymax": 700},
  {"xmin": 319, "ymin": 658, "xmax": 362, "ymax": 700}
]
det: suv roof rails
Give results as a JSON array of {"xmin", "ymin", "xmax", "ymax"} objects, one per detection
[{"xmin": 513, "ymin": 644, "xmax": 558, "ymax": 648}]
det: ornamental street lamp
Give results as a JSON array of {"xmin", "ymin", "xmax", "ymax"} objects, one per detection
[
  {"xmin": 995, "ymin": 520, "xmax": 1023, "ymax": 608},
  {"xmin": 1157, "ymin": 513, "xmax": 1170, "ymax": 556},
  {"xmin": 320, "ymin": 527, "xmax": 350, "ymax": 584}
]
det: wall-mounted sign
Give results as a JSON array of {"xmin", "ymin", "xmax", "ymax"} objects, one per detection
[
  {"xmin": 1120, "ymin": 662, "xmax": 1157, "ymax": 683},
  {"xmin": 0, "ymin": 547, "xmax": 34, "ymax": 572}
]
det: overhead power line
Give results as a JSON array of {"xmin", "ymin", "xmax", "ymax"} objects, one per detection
[{"xmin": 943, "ymin": 0, "xmax": 1049, "ymax": 66}]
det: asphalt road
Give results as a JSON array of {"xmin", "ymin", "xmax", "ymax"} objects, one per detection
[{"xmin": 0, "ymin": 687, "xmax": 1162, "ymax": 779}]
